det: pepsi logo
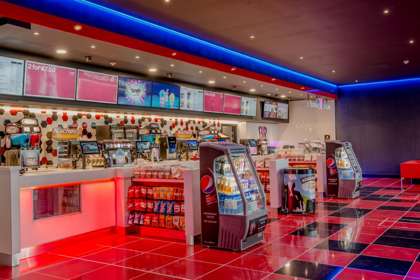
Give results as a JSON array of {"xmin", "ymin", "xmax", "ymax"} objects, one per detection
[{"xmin": 200, "ymin": 175, "xmax": 215, "ymax": 194}]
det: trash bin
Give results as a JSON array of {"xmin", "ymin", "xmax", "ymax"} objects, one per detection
[{"xmin": 282, "ymin": 168, "xmax": 317, "ymax": 214}]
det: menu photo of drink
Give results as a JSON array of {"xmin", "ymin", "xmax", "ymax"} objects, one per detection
[
  {"xmin": 0, "ymin": 56, "xmax": 24, "ymax": 96},
  {"xmin": 151, "ymin": 82, "xmax": 180, "ymax": 109},
  {"xmin": 24, "ymin": 61, "xmax": 76, "ymax": 100},
  {"xmin": 240, "ymin": 96, "xmax": 257, "ymax": 116},
  {"xmin": 223, "ymin": 94, "xmax": 241, "ymax": 115},
  {"xmin": 203, "ymin": 91, "xmax": 223, "ymax": 113},
  {"xmin": 180, "ymin": 86, "xmax": 203, "ymax": 111},
  {"xmin": 118, "ymin": 76, "xmax": 152, "ymax": 107},
  {"xmin": 77, "ymin": 70, "xmax": 118, "ymax": 104}
]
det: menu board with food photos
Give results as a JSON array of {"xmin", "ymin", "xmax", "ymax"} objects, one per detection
[
  {"xmin": 180, "ymin": 86, "xmax": 203, "ymax": 111},
  {"xmin": 151, "ymin": 82, "xmax": 180, "ymax": 109},
  {"xmin": 24, "ymin": 61, "xmax": 76, "ymax": 100},
  {"xmin": 0, "ymin": 56, "xmax": 24, "ymax": 96},
  {"xmin": 240, "ymin": 96, "xmax": 257, "ymax": 116},
  {"xmin": 118, "ymin": 76, "xmax": 152, "ymax": 107},
  {"xmin": 76, "ymin": 70, "xmax": 118, "ymax": 104},
  {"xmin": 223, "ymin": 94, "xmax": 241, "ymax": 115},
  {"xmin": 203, "ymin": 91, "xmax": 223, "ymax": 113}
]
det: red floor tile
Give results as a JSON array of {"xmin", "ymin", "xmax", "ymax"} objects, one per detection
[
  {"xmin": 187, "ymin": 249, "xmax": 241, "ymax": 264},
  {"xmin": 229, "ymin": 254, "xmax": 289, "ymax": 273},
  {"xmin": 276, "ymin": 235, "xmax": 323, "ymax": 248},
  {"xmin": 250, "ymin": 243, "xmax": 307, "ymax": 259},
  {"xmin": 48, "ymin": 241, "xmax": 106, "ymax": 257},
  {"xmin": 11, "ymin": 272, "xmax": 62, "ymax": 280},
  {"xmin": 132, "ymin": 272, "xmax": 187, "ymax": 279},
  {"xmin": 37, "ymin": 259, "xmax": 105, "ymax": 279},
  {"xmin": 362, "ymin": 244, "xmax": 419, "ymax": 261},
  {"xmin": 335, "ymin": 268, "xmax": 404, "ymax": 280},
  {"xmin": 116, "ymin": 253, "xmax": 177, "ymax": 271},
  {"xmin": 329, "ymin": 230, "xmax": 379, "ymax": 244},
  {"xmin": 297, "ymin": 248, "xmax": 357, "ymax": 266},
  {"xmin": 197, "ymin": 266, "xmax": 269, "ymax": 280},
  {"xmin": 154, "ymin": 259, "xmax": 219, "ymax": 279},
  {"xmin": 392, "ymin": 222, "xmax": 420, "ymax": 231},
  {"xmin": 407, "ymin": 262, "xmax": 420, "ymax": 279},
  {"xmin": 82, "ymin": 248, "xmax": 142, "ymax": 264},
  {"xmin": 118, "ymin": 239, "xmax": 169, "ymax": 252},
  {"xmin": 70, "ymin": 264, "xmax": 144, "ymax": 280},
  {"xmin": 150, "ymin": 243, "xmax": 206, "ymax": 258},
  {"xmin": 263, "ymin": 274, "xmax": 308, "ymax": 280}
]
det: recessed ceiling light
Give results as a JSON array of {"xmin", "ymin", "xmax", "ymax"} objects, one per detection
[
  {"xmin": 249, "ymin": 35, "xmax": 256, "ymax": 40},
  {"xmin": 409, "ymin": 39, "xmax": 415, "ymax": 45},
  {"xmin": 109, "ymin": 61, "xmax": 116, "ymax": 66},
  {"xmin": 33, "ymin": 31, "xmax": 40, "ymax": 36},
  {"xmin": 198, "ymin": 70, "xmax": 203, "ymax": 74},
  {"xmin": 267, "ymin": 93, "xmax": 272, "ymax": 96},
  {"xmin": 164, "ymin": 0, "xmax": 170, "ymax": 3},
  {"xmin": 208, "ymin": 80, "xmax": 216, "ymax": 85},
  {"xmin": 171, "ymin": 52, "xmax": 177, "ymax": 56},
  {"xmin": 135, "ymin": 55, "xmax": 140, "ymax": 59},
  {"xmin": 288, "ymin": 90, "xmax": 292, "ymax": 94},
  {"xmin": 355, "ymin": 80, "xmax": 359, "ymax": 83},
  {"xmin": 249, "ymin": 88, "xmax": 256, "ymax": 93},
  {"xmin": 148, "ymin": 67, "xmax": 158, "ymax": 73},
  {"xmin": 242, "ymin": 80, "xmax": 247, "ymax": 84},
  {"xmin": 55, "ymin": 49, "xmax": 67, "ymax": 55},
  {"xmin": 403, "ymin": 59, "xmax": 410, "ymax": 65},
  {"xmin": 299, "ymin": 56, "xmax": 304, "ymax": 60},
  {"xmin": 222, "ymin": 76, "xmax": 227, "ymax": 79},
  {"xmin": 383, "ymin": 8, "xmax": 390, "ymax": 15},
  {"xmin": 73, "ymin": 24, "xmax": 83, "ymax": 31},
  {"xmin": 170, "ymin": 63, "xmax": 175, "ymax": 68},
  {"xmin": 271, "ymin": 78, "xmax": 276, "ymax": 81},
  {"xmin": 90, "ymin": 45, "xmax": 96, "ymax": 49},
  {"xmin": 231, "ymin": 67, "xmax": 236, "ymax": 71},
  {"xmin": 331, "ymin": 69, "xmax": 336, "ymax": 73},
  {"xmin": 260, "ymin": 84, "xmax": 264, "ymax": 88},
  {"xmin": 300, "ymin": 87, "xmax": 305, "ymax": 90},
  {"xmin": 280, "ymin": 94, "xmax": 287, "ymax": 99}
]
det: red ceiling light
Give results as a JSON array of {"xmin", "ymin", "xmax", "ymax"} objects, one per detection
[
  {"xmin": 231, "ymin": 67, "xmax": 236, "ymax": 71},
  {"xmin": 73, "ymin": 24, "xmax": 83, "ymax": 31}
]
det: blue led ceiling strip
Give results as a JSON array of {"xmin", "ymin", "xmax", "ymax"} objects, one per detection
[
  {"xmin": 6, "ymin": 0, "xmax": 337, "ymax": 94},
  {"xmin": 339, "ymin": 77, "xmax": 420, "ymax": 90}
]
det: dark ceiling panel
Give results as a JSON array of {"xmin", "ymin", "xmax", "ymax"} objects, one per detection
[{"xmin": 97, "ymin": 0, "xmax": 420, "ymax": 84}]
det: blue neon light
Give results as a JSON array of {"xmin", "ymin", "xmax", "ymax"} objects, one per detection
[
  {"xmin": 6, "ymin": 0, "xmax": 337, "ymax": 93},
  {"xmin": 339, "ymin": 77, "xmax": 420, "ymax": 90}
]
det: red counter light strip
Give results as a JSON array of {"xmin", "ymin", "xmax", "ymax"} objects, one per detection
[
  {"xmin": 0, "ymin": 1, "xmax": 336, "ymax": 99},
  {"xmin": 27, "ymin": 178, "xmax": 115, "ymax": 190}
]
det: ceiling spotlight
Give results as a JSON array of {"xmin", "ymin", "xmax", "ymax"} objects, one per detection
[
  {"xmin": 109, "ymin": 61, "xmax": 116, "ymax": 66},
  {"xmin": 280, "ymin": 94, "xmax": 287, "ymax": 99},
  {"xmin": 167, "ymin": 72, "xmax": 174, "ymax": 78},
  {"xmin": 231, "ymin": 67, "xmax": 236, "ymax": 71},
  {"xmin": 164, "ymin": 0, "xmax": 170, "ymax": 3},
  {"xmin": 331, "ymin": 69, "xmax": 336, "ymax": 73},
  {"xmin": 383, "ymin": 8, "xmax": 390, "ymax": 15},
  {"xmin": 33, "ymin": 31, "xmax": 40, "ymax": 36},
  {"xmin": 299, "ymin": 56, "xmax": 304, "ymax": 60},
  {"xmin": 170, "ymin": 63, "xmax": 175, "ymax": 68},
  {"xmin": 288, "ymin": 90, "xmax": 292, "ymax": 94},
  {"xmin": 355, "ymin": 80, "xmax": 359, "ymax": 83},
  {"xmin": 208, "ymin": 80, "xmax": 216, "ymax": 85},
  {"xmin": 260, "ymin": 84, "xmax": 264, "ymax": 88},
  {"xmin": 73, "ymin": 24, "xmax": 83, "ymax": 31},
  {"xmin": 148, "ymin": 67, "xmax": 158, "ymax": 73},
  {"xmin": 222, "ymin": 76, "xmax": 227, "ymax": 79},
  {"xmin": 249, "ymin": 35, "xmax": 256, "ymax": 40},
  {"xmin": 300, "ymin": 87, "xmax": 305, "ymax": 90},
  {"xmin": 90, "ymin": 45, "xmax": 96, "ymax": 49},
  {"xmin": 403, "ymin": 59, "xmax": 410, "ymax": 65},
  {"xmin": 249, "ymin": 88, "xmax": 256, "ymax": 93},
  {"xmin": 242, "ymin": 80, "xmax": 247, "ymax": 84},
  {"xmin": 267, "ymin": 93, "xmax": 272, "ymax": 96},
  {"xmin": 409, "ymin": 39, "xmax": 415, "ymax": 45},
  {"xmin": 55, "ymin": 49, "xmax": 67, "ymax": 55},
  {"xmin": 135, "ymin": 55, "xmax": 140, "ymax": 59},
  {"xmin": 198, "ymin": 70, "xmax": 203, "ymax": 74},
  {"xmin": 171, "ymin": 52, "xmax": 177, "ymax": 56},
  {"xmin": 271, "ymin": 78, "xmax": 276, "ymax": 81}
]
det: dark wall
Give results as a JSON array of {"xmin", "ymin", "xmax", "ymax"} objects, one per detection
[{"xmin": 336, "ymin": 81, "xmax": 420, "ymax": 177}]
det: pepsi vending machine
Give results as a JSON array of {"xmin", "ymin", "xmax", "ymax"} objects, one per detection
[
  {"xmin": 326, "ymin": 141, "xmax": 362, "ymax": 198},
  {"xmin": 200, "ymin": 142, "xmax": 267, "ymax": 251}
]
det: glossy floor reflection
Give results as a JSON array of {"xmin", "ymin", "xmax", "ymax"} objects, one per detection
[{"xmin": 0, "ymin": 178, "xmax": 419, "ymax": 280}]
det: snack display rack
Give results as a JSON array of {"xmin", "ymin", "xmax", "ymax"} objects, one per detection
[
  {"xmin": 126, "ymin": 164, "xmax": 200, "ymax": 244},
  {"xmin": 256, "ymin": 167, "xmax": 270, "ymax": 205}
]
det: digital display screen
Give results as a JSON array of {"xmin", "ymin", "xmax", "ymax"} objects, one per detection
[
  {"xmin": 223, "ymin": 94, "xmax": 241, "ymax": 115},
  {"xmin": 117, "ymin": 76, "xmax": 152, "ymax": 107},
  {"xmin": 77, "ymin": 70, "xmax": 118, "ymax": 104},
  {"xmin": 262, "ymin": 101, "xmax": 289, "ymax": 121},
  {"xmin": 180, "ymin": 86, "xmax": 203, "ymax": 111},
  {"xmin": 203, "ymin": 91, "xmax": 223, "ymax": 113},
  {"xmin": 186, "ymin": 140, "xmax": 198, "ymax": 150},
  {"xmin": 24, "ymin": 61, "xmax": 76, "ymax": 100},
  {"xmin": 241, "ymin": 97, "xmax": 257, "ymax": 116},
  {"xmin": 141, "ymin": 134, "xmax": 155, "ymax": 143},
  {"xmin": 136, "ymin": 141, "xmax": 150, "ymax": 152},
  {"xmin": 151, "ymin": 82, "xmax": 180, "ymax": 109},
  {"xmin": 0, "ymin": 56, "xmax": 24, "ymax": 96},
  {"xmin": 80, "ymin": 141, "xmax": 100, "ymax": 154}
]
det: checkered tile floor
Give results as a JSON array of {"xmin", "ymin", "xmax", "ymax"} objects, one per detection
[{"xmin": 1, "ymin": 178, "xmax": 419, "ymax": 279}]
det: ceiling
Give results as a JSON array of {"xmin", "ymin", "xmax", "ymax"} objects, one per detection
[
  {"xmin": 97, "ymin": 0, "xmax": 420, "ymax": 84},
  {"xmin": 0, "ymin": 23, "xmax": 315, "ymax": 100}
]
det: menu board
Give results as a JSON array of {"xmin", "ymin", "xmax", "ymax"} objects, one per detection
[
  {"xmin": 77, "ymin": 70, "xmax": 118, "ymax": 104},
  {"xmin": 151, "ymin": 82, "xmax": 180, "ymax": 109},
  {"xmin": 24, "ymin": 61, "xmax": 76, "ymax": 100},
  {"xmin": 241, "ymin": 96, "xmax": 257, "ymax": 116},
  {"xmin": 117, "ymin": 76, "xmax": 152, "ymax": 107},
  {"xmin": 262, "ymin": 101, "xmax": 289, "ymax": 121},
  {"xmin": 277, "ymin": 102, "xmax": 289, "ymax": 120},
  {"xmin": 223, "ymin": 94, "xmax": 241, "ymax": 115},
  {"xmin": 203, "ymin": 91, "xmax": 223, "ymax": 113},
  {"xmin": 0, "ymin": 56, "xmax": 24, "ymax": 96},
  {"xmin": 180, "ymin": 86, "xmax": 203, "ymax": 111}
]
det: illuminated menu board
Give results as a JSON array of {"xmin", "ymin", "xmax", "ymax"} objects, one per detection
[
  {"xmin": 24, "ymin": 61, "xmax": 76, "ymax": 100},
  {"xmin": 151, "ymin": 82, "xmax": 180, "ymax": 109},
  {"xmin": 263, "ymin": 101, "xmax": 289, "ymax": 121},
  {"xmin": 0, "ymin": 56, "xmax": 24, "ymax": 96},
  {"xmin": 76, "ymin": 70, "xmax": 118, "ymax": 104},
  {"xmin": 203, "ymin": 91, "xmax": 223, "ymax": 113},
  {"xmin": 223, "ymin": 94, "xmax": 241, "ymax": 115},
  {"xmin": 241, "ymin": 96, "xmax": 257, "ymax": 116},
  {"xmin": 180, "ymin": 86, "xmax": 203, "ymax": 111},
  {"xmin": 117, "ymin": 76, "xmax": 152, "ymax": 107}
]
